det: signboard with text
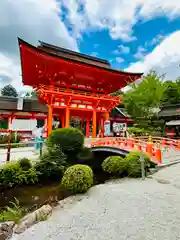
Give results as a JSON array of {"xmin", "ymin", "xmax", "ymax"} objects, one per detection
[{"xmin": 112, "ymin": 122, "xmax": 127, "ymax": 133}]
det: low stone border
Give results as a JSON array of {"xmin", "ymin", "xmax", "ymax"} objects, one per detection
[
  {"xmin": 158, "ymin": 159, "xmax": 180, "ymax": 169},
  {"xmin": 1, "ymin": 194, "xmax": 88, "ymax": 239},
  {"xmin": 0, "ymin": 204, "xmax": 52, "ymax": 240}
]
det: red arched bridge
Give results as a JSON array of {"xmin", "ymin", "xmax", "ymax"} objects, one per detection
[{"xmin": 85, "ymin": 137, "xmax": 180, "ymax": 166}]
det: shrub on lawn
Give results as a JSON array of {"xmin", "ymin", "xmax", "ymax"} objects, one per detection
[
  {"xmin": 102, "ymin": 156, "xmax": 127, "ymax": 176},
  {"xmin": 125, "ymin": 151, "xmax": 156, "ymax": 178},
  {"xmin": 61, "ymin": 164, "xmax": 93, "ymax": 193},
  {"xmin": 0, "ymin": 162, "xmax": 38, "ymax": 188},
  {"xmin": 19, "ymin": 158, "xmax": 32, "ymax": 171},
  {"xmin": 0, "ymin": 133, "xmax": 20, "ymax": 145},
  {"xmin": 47, "ymin": 128, "xmax": 84, "ymax": 156},
  {"xmin": 34, "ymin": 147, "xmax": 68, "ymax": 181}
]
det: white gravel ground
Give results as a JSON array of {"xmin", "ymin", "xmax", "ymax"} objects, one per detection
[{"xmin": 12, "ymin": 176, "xmax": 180, "ymax": 240}]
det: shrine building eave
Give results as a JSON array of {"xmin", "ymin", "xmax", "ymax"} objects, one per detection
[{"xmin": 18, "ymin": 38, "xmax": 143, "ymax": 93}]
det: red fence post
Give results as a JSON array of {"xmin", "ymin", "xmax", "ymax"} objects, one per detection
[{"xmin": 6, "ymin": 130, "xmax": 12, "ymax": 162}]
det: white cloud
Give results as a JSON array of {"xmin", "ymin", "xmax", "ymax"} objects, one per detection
[
  {"xmin": 0, "ymin": 54, "xmax": 20, "ymax": 87},
  {"xmin": 145, "ymin": 33, "xmax": 165, "ymax": 47},
  {"xmin": 134, "ymin": 46, "xmax": 147, "ymax": 60},
  {"xmin": 63, "ymin": 0, "xmax": 180, "ymax": 42},
  {"xmin": 126, "ymin": 31, "xmax": 180, "ymax": 80},
  {"xmin": 1, "ymin": 0, "xmax": 180, "ymax": 91},
  {"xmin": 113, "ymin": 45, "xmax": 130, "ymax": 55},
  {"xmin": 116, "ymin": 57, "xmax": 124, "ymax": 63},
  {"xmin": 0, "ymin": 0, "xmax": 78, "ymax": 90},
  {"xmin": 139, "ymin": 1, "xmax": 180, "ymax": 20},
  {"xmin": 119, "ymin": 45, "xmax": 130, "ymax": 54}
]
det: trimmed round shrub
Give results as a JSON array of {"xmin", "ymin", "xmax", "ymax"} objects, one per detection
[
  {"xmin": 47, "ymin": 128, "xmax": 84, "ymax": 155},
  {"xmin": 102, "ymin": 156, "xmax": 126, "ymax": 176},
  {"xmin": 61, "ymin": 164, "xmax": 93, "ymax": 193},
  {"xmin": 19, "ymin": 158, "xmax": 32, "ymax": 171},
  {"xmin": 125, "ymin": 151, "xmax": 156, "ymax": 178}
]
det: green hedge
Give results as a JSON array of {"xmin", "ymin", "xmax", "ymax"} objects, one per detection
[
  {"xmin": 61, "ymin": 164, "xmax": 93, "ymax": 193},
  {"xmin": 125, "ymin": 151, "xmax": 156, "ymax": 178},
  {"xmin": 0, "ymin": 133, "xmax": 20, "ymax": 145},
  {"xmin": 102, "ymin": 156, "xmax": 126, "ymax": 176},
  {"xmin": 47, "ymin": 128, "xmax": 84, "ymax": 155},
  {"xmin": 34, "ymin": 147, "xmax": 68, "ymax": 181},
  {"xmin": 128, "ymin": 127, "xmax": 150, "ymax": 136},
  {"xmin": 0, "ymin": 162, "xmax": 38, "ymax": 188},
  {"xmin": 19, "ymin": 158, "xmax": 32, "ymax": 171}
]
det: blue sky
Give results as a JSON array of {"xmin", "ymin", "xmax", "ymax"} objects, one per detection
[
  {"xmin": 79, "ymin": 17, "xmax": 180, "ymax": 70},
  {"xmin": 1, "ymin": 0, "xmax": 180, "ymax": 90}
]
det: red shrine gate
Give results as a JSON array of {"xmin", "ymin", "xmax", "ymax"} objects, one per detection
[{"xmin": 18, "ymin": 38, "xmax": 142, "ymax": 137}]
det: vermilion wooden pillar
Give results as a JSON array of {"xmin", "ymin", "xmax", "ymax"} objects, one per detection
[
  {"xmin": 101, "ymin": 117, "xmax": 104, "ymax": 137},
  {"xmin": 61, "ymin": 115, "xmax": 65, "ymax": 128},
  {"xmin": 86, "ymin": 118, "xmax": 90, "ymax": 137},
  {"xmin": 8, "ymin": 115, "xmax": 13, "ymax": 129},
  {"xmin": 44, "ymin": 117, "xmax": 48, "ymax": 138},
  {"xmin": 92, "ymin": 110, "xmax": 96, "ymax": 138},
  {"xmin": 65, "ymin": 106, "xmax": 70, "ymax": 128},
  {"xmin": 105, "ymin": 111, "xmax": 110, "ymax": 121},
  {"xmin": 47, "ymin": 104, "xmax": 53, "ymax": 136}
]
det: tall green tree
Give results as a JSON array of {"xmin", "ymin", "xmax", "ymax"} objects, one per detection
[
  {"xmin": 1, "ymin": 84, "xmax": 18, "ymax": 97},
  {"xmin": 123, "ymin": 71, "xmax": 166, "ymax": 125},
  {"xmin": 161, "ymin": 80, "xmax": 180, "ymax": 105}
]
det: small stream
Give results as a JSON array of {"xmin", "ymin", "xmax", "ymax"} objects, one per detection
[
  {"xmin": 0, "ymin": 183, "xmax": 72, "ymax": 211},
  {"xmin": 0, "ymin": 150, "xmax": 125, "ymax": 212}
]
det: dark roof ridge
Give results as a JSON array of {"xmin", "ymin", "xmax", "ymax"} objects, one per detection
[
  {"xmin": 18, "ymin": 38, "xmax": 143, "ymax": 77},
  {"xmin": 38, "ymin": 41, "xmax": 109, "ymax": 65}
]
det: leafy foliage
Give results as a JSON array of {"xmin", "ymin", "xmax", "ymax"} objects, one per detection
[
  {"xmin": 161, "ymin": 80, "xmax": 180, "ymax": 105},
  {"xmin": 125, "ymin": 151, "xmax": 156, "ymax": 178},
  {"xmin": 47, "ymin": 128, "xmax": 84, "ymax": 160},
  {"xmin": 0, "ymin": 162, "xmax": 38, "ymax": 188},
  {"xmin": 61, "ymin": 164, "xmax": 93, "ymax": 193},
  {"xmin": 0, "ymin": 198, "xmax": 24, "ymax": 223},
  {"xmin": 128, "ymin": 127, "xmax": 149, "ymax": 136},
  {"xmin": 19, "ymin": 158, "xmax": 32, "ymax": 171},
  {"xmin": 123, "ymin": 71, "xmax": 165, "ymax": 124},
  {"xmin": 34, "ymin": 147, "xmax": 68, "ymax": 181},
  {"xmin": 1, "ymin": 84, "xmax": 18, "ymax": 97},
  {"xmin": 0, "ymin": 133, "xmax": 20, "ymax": 145},
  {"xmin": 102, "ymin": 156, "xmax": 126, "ymax": 176}
]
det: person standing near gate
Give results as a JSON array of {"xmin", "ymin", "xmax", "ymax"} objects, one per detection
[{"xmin": 32, "ymin": 125, "xmax": 43, "ymax": 151}]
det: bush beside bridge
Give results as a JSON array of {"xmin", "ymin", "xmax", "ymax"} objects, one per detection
[{"xmin": 0, "ymin": 128, "xmax": 157, "ymax": 216}]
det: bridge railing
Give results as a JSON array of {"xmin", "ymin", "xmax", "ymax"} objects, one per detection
[
  {"xmin": 133, "ymin": 136, "xmax": 180, "ymax": 149},
  {"xmin": 88, "ymin": 136, "xmax": 180, "ymax": 165}
]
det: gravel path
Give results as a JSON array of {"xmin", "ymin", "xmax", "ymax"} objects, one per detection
[{"xmin": 13, "ymin": 177, "xmax": 180, "ymax": 240}]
